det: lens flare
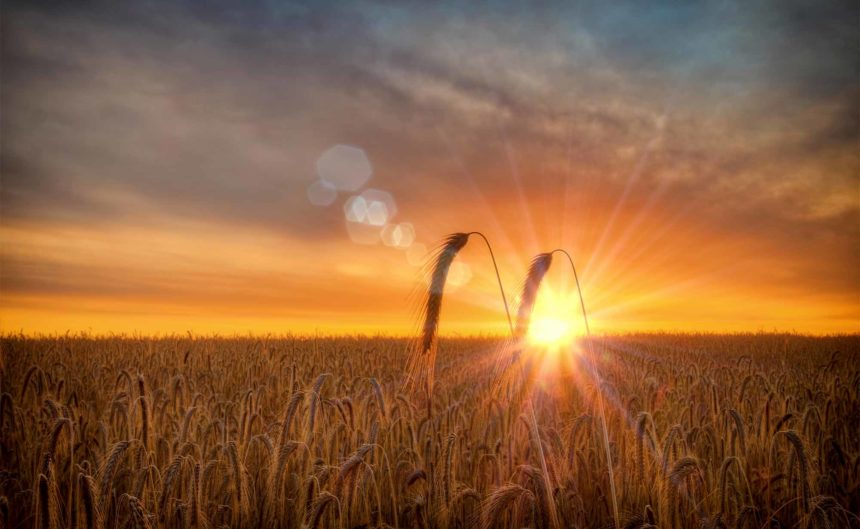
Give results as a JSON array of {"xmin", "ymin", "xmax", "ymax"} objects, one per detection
[
  {"xmin": 525, "ymin": 288, "xmax": 585, "ymax": 347},
  {"xmin": 527, "ymin": 317, "xmax": 573, "ymax": 346}
]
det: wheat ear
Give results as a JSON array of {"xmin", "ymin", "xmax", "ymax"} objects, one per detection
[
  {"xmin": 505, "ymin": 252, "xmax": 561, "ymax": 529},
  {"xmin": 406, "ymin": 232, "xmax": 514, "ymax": 408}
]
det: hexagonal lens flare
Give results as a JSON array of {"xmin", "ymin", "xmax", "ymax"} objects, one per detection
[
  {"xmin": 306, "ymin": 178, "xmax": 337, "ymax": 206},
  {"xmin": 316, "ymin": 145, "xmax": 372, "ymax": 191}
]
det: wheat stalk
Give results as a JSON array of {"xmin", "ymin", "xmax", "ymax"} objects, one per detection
[
  {"xmin": 551, "ymin": 248, "xmax": 620, "ymax": 529},
  {"xmin": 480, "ymin": 484, "xmax": 534, "ymax": 529},
  {"xmin": 98, "ymin": 440, "xmax": 131, "ymax": 519},
  {"xmin": 406, "ymin": 232, "xmax": 514, "ymax": 402},
  {"xmin": 305, "ymin": 491, "xmax": 337, "ymax": 529},
  {"xmin": 77, "ymin": 472, "xmax": 100, "ymax": 529},
  {"xmin": 773, "ymin": 429, "xmax": 810, "ymax": 512},
  {"xmin": 35, "ymin": 473, "xmax": 58, "ymax": 529},
  {"xmin": 515, "ymin": 253, "xmax": 553, "ymax": 338},
  {"xmin": 122, "ymin": 494, "xmax": 153, "ymax": 529},
  {"xmin": 3, "ymin": 317, "xmax": 855, "ymax": 529}
]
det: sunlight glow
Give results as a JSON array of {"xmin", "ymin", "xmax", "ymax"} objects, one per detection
[
  {"xmin": 525, "ymin": 288, "xmax": 585, "ymax": 347},
  {"xmin": 528, "ymin": 317, "xmax": 574, "ymax": 346}
]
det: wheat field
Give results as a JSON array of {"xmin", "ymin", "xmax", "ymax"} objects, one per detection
[{"xmin": 1, "ymin": 333, "xmax": 857, "ymax": 528}]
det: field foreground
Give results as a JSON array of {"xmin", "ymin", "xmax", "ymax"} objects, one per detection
[{"xmin": 1, "ymin": 334, "xmax": 858, "ymax": 528}]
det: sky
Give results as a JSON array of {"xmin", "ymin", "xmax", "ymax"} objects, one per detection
[{"xmin": 1, "ymin": 0, "xmax": 858, "ymax": 336}]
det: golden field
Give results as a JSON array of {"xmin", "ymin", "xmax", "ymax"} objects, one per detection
[{"xmin": 0, "ymin": 334, "xmax": 858, "ymax": 528}]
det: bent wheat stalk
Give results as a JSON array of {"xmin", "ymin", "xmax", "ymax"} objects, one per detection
[
  {"xmin": 406, "ymin": 232, "xmax": 514, "ymax": 416},
  {"xmin": 502, "ymin": 252, "xmax": 562, "ymax": 529},
  {"xmin": 515, "ymin": 253, "xmax": 553, "ymax": 338},
  {"xmin": 550, "ymin": 248, "xmax": 620, "ymax": 529},
  {"xmin": 405, "ymin": 233, "xmax": 469, "ymax": 408},
  {"xmin": 406, "ymin": 231, "xmax": 517, "ymax": 521}
]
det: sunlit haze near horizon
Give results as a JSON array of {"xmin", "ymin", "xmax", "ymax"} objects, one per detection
[{"xmin": 1, "ymin": 1, "xmax": 858, "ymax": 336}]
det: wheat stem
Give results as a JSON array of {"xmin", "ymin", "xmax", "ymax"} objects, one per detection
[
  {"xmin": 551, "ymin": 248, "xmax": 620, "ymax": 529},
  {"xmin": 467, "ymin": 232, "xmax": 514, "ymax": 335}
]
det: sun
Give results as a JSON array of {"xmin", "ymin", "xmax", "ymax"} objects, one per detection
[
  {"xmin": 527, "ymin": 317, "xmax": 575, "ymax": 346},
  {"xmin": 525, "ymin": 288, "xmax": 585, "ymax": 348}
]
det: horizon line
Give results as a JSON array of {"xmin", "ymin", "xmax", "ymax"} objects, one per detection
[{"xmin": 2, "ymin": 329, "xmax": 859, "ymax": 340}]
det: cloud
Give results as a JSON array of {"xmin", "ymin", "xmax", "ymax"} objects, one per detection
[{"xmin": 1, "ymin": 0, "xmax": 857, "ymax": 333}]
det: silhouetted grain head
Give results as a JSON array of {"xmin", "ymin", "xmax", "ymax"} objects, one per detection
[
  {"xmin": 488, "ymin": 252, "xmax": 553, "ymax": 382},
  {"xmin": 370, "ymin": 378, "xmax": 387, "ymax": 420},
  {"xmin": 773, "ymin": 429, "xmax": 810, "ymax": 511},
  {"xmin": 405, "ymin": 469, "xmax": 427, "ymax": 488},
  {"xmin": 405, "ymin": 232, "xmax": 471, "ymax": 394},
  {"xmin": 189, "ymin": 463, "xmax": 205, "ymax": 529},
  {"xmin": 306, "ymin": 373, "xmax": 330, "ymax": 441},
  {"xmin": 635, "ymin": 412, "xmax": 654, "ymax": 485},
  {"xmin": 276, "ymin": 391, "xmax": 304, "ymax": 448},
  {"xmin": 488, "ymin": 252, "xmax": 553, "ymax": 394},
  {"xmin": 515, "ymin": 253, "xmax": 553, "ymax": 338},
  {"xmin": 480, "ymin": 484, "xmax": 534, "ymax": 529},
  {"xmin": 122, "ymin": 494, "xmax": 153, "ymax": 529},
  {"xmin": 42, "ymin": 417, "xmax": 71, "ymax": 475},
  {"xmin": 99, "ymin": 440, "xmax": 131, "ymax": 515},
  {"xmin": 668, "ymin": 456, "xmax": 702, "ymax": 489},
  {"xmin": 35, "ymin": 473, "xmax": 58, "ymax": 529},
  {"xmin": 728, "ymin": 408, "xmax": 747, "ymax": 454},
  {"xmin": 421, "ymin": 232, "xmax": 471, "ymax": 354},
  {"xmin": 77, "ymin": 473, "xmax": 100, "ymax": 529},
  {"xmin": 624, "ymin": 513, "xmax": 659, "ymax": 529},
  {"xmin": 159, "ymin": 455, "xmax": 184, "ymax": 519},
  {"xmin": 305, "ymin": 492, "xmax": 337, "ymax": 529},
  {"xmin": 226, "ymin": 441, "xmax": 250, "ymax": 525},
  {"xmin": 335, "ymin": 444, "xmax": 373, "ymax": 497}
]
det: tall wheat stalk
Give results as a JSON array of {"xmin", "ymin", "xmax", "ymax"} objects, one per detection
[
  {"xmin": 507, "ymin": 252, "xmax": 563, "ymax": 529},
  {"xmin": 405, "ymin": 231, "xmax": 516, "ymax": 522},
  {"xmin": 551, "ymin": 248, "xmax": 620, "ymax": 529},
  {"xmin": 406, "ymin": 232, "xmax": 514, "ymax": 416},
  {"xmin": 405, "ymin": 233, "xmax": 469, "ymax": 406}
]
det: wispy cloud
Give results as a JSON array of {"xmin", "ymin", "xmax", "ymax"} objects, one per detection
[{"xmin": 1, "ymin": 0, "xmax": 857, "ymax": 334}]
